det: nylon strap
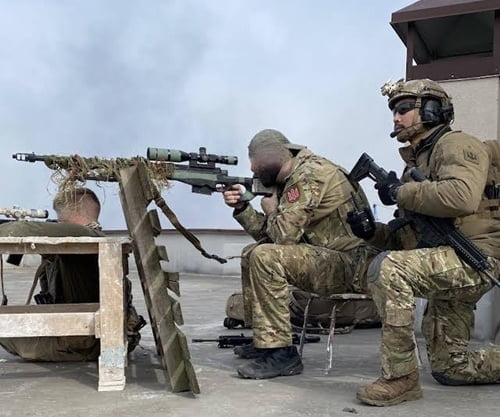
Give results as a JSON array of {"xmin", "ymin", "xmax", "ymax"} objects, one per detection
[
  {"xmin": 0, "ymin": 256, "xmax": 7, "ymax": 305},
  {"xmin": 152, "ymin": 189, "xmax": 227, "ymax": 264}
]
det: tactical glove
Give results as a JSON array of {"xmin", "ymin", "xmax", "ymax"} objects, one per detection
[
  {"xmin": 375, "ymin": 171, "xmax": 402, "ymax": 205},
  {"xmin": 346, "ymin": 207, "xmax": 375, "ymax": 239}
]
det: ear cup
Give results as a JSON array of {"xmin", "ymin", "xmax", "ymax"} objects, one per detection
[
  {"xmin": 421, "ymin": 99, "xmax": 442, "ymax": 125},
  {"xmin": 440, "ymin": 103, "xmax": 454, "ymax": 123}
]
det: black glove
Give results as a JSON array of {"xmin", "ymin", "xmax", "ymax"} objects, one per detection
[
  {"xmin": 346, "ymin": 207, "xmax": 376, "ymax": 239},
  {"xmin": 375, "ymin": 171, "xmax": 402, "ymax": 205}
]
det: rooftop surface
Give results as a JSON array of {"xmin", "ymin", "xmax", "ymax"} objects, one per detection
[{"xmin": 0, "ymin": 267, "xmax": 498, "ymax": 417}]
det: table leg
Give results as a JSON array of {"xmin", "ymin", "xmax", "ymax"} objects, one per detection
[{"xmin": 97, "ymin": 242, "xmax": 126, "ymax": 391}]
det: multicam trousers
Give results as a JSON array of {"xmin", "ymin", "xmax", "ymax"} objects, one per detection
[
  {"xmin": 368, "ymin": 246, "xmax": 500, "ymax": 385},
  {"xmin": 243, "ymin": 242, "xmax": 372, "ymax": 348}
]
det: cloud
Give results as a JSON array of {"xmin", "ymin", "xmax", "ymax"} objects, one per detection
[{"xmin": 0, "ymin": 0, "xmax": 410, "ymax": 228}]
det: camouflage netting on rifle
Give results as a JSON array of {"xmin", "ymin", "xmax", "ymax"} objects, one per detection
[{"xmin": 43, "ymin": 154, "xmax": 174, "ymax": 191}]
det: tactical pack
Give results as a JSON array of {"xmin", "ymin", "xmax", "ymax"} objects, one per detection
[
  {"xmin": 484, "ymin": 139, "xmax": 500, "ymax": 199},
  {"xmin": 288, "ymin": 289, "xmax": 381, "ymax": 333},
  {"xmin": 223, "ymin": 290, "xmax": 381, "ymax": 332}
]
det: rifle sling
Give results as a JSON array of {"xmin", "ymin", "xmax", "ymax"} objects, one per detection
[
  {"xmin": 153, "ymin": 191, "xmax": 227, "ymax": 264},
  {"xmin": 0, "ymin": 256, "xmax": 7, "ymax": 305}
]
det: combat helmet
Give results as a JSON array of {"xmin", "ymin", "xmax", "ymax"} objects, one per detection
[
  {"xmin": 381, "ymin": 79, "xmax": 454, "ymax": 142},
  {"xmin": 381, "ymin": 78, "xmax": 454, "ymax": 125}
]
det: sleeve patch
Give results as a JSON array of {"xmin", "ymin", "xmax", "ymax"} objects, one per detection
[
  {"xmin": 463, "ymin": 149, "xmax": 479, "ymax": 164},
  {"xmin": 286, "ymin": 186, "xmax": 301, "ymax": 203}
]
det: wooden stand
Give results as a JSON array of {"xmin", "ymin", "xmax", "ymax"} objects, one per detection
[
  {"xmin": 118, "ymin": 163, "xmax": 199, "ymax": 393},
  {"xmin": 0, "ymin": 160, "xmax": 200, "ymax": 394},
  {"xmin": 0, "ymin": 236, "xmax": 131, "ymax": 391}
]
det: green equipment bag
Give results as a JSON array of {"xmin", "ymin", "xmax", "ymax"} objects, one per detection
[
  {"xmin": 223, "ymin": 290, "xmax": 381, "ymax": 332},
  {"xmin": 289, "ymin": 289, "xmax": 381, "ymax": 333}
]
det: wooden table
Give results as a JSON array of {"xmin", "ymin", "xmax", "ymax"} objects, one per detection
[{"xmin": 0, "ymin": 236, "xmax": 132, "ymax": 391}]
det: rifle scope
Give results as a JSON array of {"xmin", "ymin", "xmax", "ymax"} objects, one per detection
[
  {"xmin": 0, "ymin": 207, "xmax": 49, "ymax": 220},
  {"xmin": 147, "ymin": 147, "xmax": 238, "ymax": 165}
]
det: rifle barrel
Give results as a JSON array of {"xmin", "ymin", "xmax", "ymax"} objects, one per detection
[
  {"xmin": 12, "ymin": 152, "xmax": 47, "ymax": 163},
  {"xmin": 191, "ymin": 339, "xmax": 219, "ymax": 343}
]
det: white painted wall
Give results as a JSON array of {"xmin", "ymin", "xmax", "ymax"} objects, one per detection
[
  {"xmin": 441, "ymin": 76, "xmax": 500, "ymax": 140},
  {"xmin": 414, "ymin": 77, "xmax": 500, "ymax": 341}
]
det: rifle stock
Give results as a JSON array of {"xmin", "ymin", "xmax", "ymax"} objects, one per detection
[{"xmin": 348, "ymin": 153, "xmax": 390, "ymax": 183}]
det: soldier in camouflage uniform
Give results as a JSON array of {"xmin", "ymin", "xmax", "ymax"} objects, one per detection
[
  {"xmin": 223, "ymin": 129, "xmax": 377, "ymax": 379},
  {"xmin": 347, "ymin": 79, "xmax": 500, "ymax": 406},
  {"xmin": 0, "ymin": 187, "xmax": 144, "ymax": 361}
]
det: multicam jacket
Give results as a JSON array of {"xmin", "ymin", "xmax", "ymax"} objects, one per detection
[
  {"xmin": 372, "ymin": 125, "xmax": 500, "ymax": 259},
  {"xmin": 234, "ymin": 148, "xmax": 369, "ymax": 251}
]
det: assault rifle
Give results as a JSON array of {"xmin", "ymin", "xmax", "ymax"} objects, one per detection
[
  {"xmin": 192, "ymin": 333, "xmax": 320, "ymax": 348},
  {"xmin": 349, "ymin": 153, "xmax": 500, "ymax": 288},
  {"xmin": 13, "ymin": 147, "xmax": 273, "ymax": 202}
]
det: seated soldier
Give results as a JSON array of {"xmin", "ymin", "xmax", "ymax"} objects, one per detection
[
  {"xmin": 223, "ymin": 129, "xmax": 379, "ymax": 379},
  {"xmin": 0, "ymin": 187, "xmax": 144, "ymax": 361}
]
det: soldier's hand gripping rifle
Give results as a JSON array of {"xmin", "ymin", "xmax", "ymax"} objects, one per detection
[{"xmin": 349, "ymin": 153, "xmax": 500, "ymax": 288}]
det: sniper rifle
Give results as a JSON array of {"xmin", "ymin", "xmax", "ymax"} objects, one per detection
[{"xmin": 13, "ymin": 147, "xmax": 273, "ymax": 202}]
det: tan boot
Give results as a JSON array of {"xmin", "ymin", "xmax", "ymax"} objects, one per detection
[{"xmin": 356, "ymin": 371, "xmax": 423, "ymax": 406}]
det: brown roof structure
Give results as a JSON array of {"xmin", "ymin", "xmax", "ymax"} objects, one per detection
[{"xmin": 391, "ymin": 0, "xmax": 500, "ymax": 80}]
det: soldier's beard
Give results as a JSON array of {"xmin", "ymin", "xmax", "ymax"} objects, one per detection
[
  {"xmin": 395, "ymin": 123, "xmax": 427, "ymax": 143},
  {"xmin": 254, "ymin": 163, "xmax": 282, "ymax": 187}
]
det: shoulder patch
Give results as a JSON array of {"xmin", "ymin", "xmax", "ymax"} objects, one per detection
[
  {"xmin": 286, "ymin": 186, "xmax": 300, "ymax": 203},
  {"xmin": 463, "ymin": 148, "xmax": 479, "ymax": 164}
]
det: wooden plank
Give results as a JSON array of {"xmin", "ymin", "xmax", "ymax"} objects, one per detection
[
  {"xmin": 156, "ymin": 245, "xmax": 169, "ymax": 262},
  {"xmin": 118, "ymin": 163, "xmax": 199, "ymax": 394},
  {"xmin": 0, "ymin": 237, "xmax": 132, "ymax": 255},
  {"xmin": 0, "ymin": 303, "xmax": 99, "ymax": 314},
  {"xmin": 97, "ymin": 241, "xmax": 126, "ymax": 392},
  {"xmin": 0, "ymin": 310, "xmax": 96, "ymax": 337}
]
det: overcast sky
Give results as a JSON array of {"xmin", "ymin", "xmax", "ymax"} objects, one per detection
[{"xmin": 0, "ymin": 0, "xmax": 411, "ymax": 229}]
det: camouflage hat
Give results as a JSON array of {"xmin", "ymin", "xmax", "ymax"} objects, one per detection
[{"xmin": 248, "ymin": 129, "xmax": 304, "ymax": 158}]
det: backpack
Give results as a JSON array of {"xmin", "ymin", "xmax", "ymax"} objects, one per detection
[
  {"xmin": 288, "ymin": 289, "xmax": 381, "ymax": 333},
  {"xmin": 484, "ymin": 140, "xmax": 500, "ymax": 198},
  {"xmin": 223, "ymin": 290, "xmax": 381, "ymax": 333}
]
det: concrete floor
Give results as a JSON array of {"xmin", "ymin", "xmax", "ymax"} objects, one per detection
[{"xmin": 0, "ymin": 267, "xmax": 499, "ymax": 417}]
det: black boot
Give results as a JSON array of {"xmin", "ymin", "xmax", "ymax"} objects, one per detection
[
  {"xmin": 237, "ymin": 346, "xmax": 303, "ymax": 379},
  {"xmin": 234, "ymin": 343, "xmax": 266, "ymax": 359}
]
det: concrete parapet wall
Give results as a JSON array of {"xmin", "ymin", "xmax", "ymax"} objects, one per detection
[{"xmin": 151, "ymin": 229, "xmax": 253, "ymax": 277}]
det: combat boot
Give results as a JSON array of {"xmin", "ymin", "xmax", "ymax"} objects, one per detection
[
  {"xmin": 356, "ymin": 371, "xmax": 422, "ymax": 406},
  {"xmin": 237, "ymin": 346, "xmax": 303, "ymax": 379},
  {"xmin": 234, "ymin": 343, "xmax": 266, "ymax": 359}
]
